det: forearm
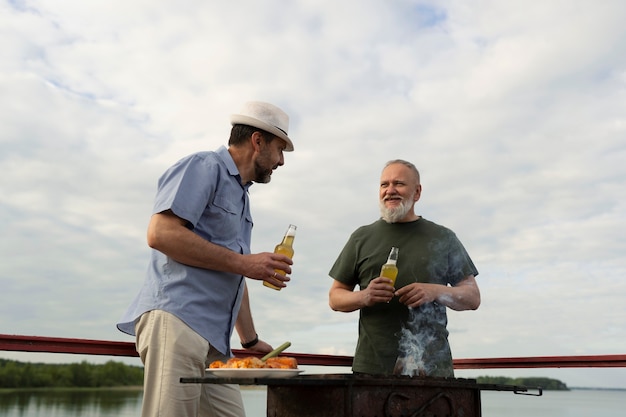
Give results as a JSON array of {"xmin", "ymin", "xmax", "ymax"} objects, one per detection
[
  {"xmin": 435, "ymin": 276, "xmax": 481, "ymax": 311},
  {"xmin": 235, "ymin": 284, "xmax": 257, "ymax": 343},
  {"xmin": 234, "ymin": 284, "xmax": 273, "ymax": 353},
  {"xmin": 329, "ymin": 277, "xmax": 395, "ymax": 311},
  {"xmin": 147, "ymin": 211, "xmax": 247, "ymax": 276},
  {"xmin": 395, "ymin": 275, "xmax": 480, "ymax": 310},
  {"xmin": 329, "ymin": 288, "xmax": 365, "ymax": 312}
]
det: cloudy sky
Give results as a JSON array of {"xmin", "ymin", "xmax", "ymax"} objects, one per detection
[{"xmin": 2, "ymin": 0, "xmax": 625, "ymax": 389}]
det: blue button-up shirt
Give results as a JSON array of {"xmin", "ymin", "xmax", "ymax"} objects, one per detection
[{"xmin": 117, "ymin": 146, "xmax": 252, "ymax": 355}]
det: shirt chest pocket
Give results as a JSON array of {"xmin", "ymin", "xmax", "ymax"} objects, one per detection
[
  {"xmin": 204, "ymin": 194, "xmax": 242, "ymax": 241},
  {"xmin": 213, "ymin": 194, "xmax": 238, "ymax": 215}
]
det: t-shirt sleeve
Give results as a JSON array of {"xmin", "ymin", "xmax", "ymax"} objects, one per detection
[
  {"xmin": 446, "ymin": 232, "xmax": 479, "ymax": 286},
  {"xmin": 329, "ymin": 234, "xmax": 360, "ymax": 287}
]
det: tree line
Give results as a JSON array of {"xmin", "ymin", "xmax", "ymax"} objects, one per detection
[
  {"xmin": 1, "ymin": 358, "xmax": 569, "ymax": 390},
  {"xmin": 0, "ymin": 359, "xmax": 143, "ymax": 388},
  {"xmin": 476, "ymin": 375, "xmax": 569, "ymax": 390}
]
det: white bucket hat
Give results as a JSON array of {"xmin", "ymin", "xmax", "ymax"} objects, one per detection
[{"xmin": 230, "ymin": 101, "xmax": 294, "ymax": 151}]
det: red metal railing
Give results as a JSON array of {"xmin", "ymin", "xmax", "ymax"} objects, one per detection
[{"xmin": 1, "ymin": 334, "xmax": 626, "ymax": 369}]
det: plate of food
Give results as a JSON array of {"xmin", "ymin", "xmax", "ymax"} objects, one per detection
[
  {"xmin": 206, "ymin": 352, "xmax": 302, "ymax": 379},
  {"xmin": 205, "ymin": 368, "xmax": 303, "ymax": 379}
]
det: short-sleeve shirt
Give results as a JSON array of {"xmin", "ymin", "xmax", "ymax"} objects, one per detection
[
  {"xmin": 116, "ymin": 146, "xmax": 252, "ymax": 355},
  {"xmin": 329, "ymin": 218, "xmax": 478, "ymax": 376}
]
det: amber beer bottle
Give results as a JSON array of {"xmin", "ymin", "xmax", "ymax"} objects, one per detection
[
  {"xmin": 380, "ymin": 247, "xmax": 399, "ymax": 286},
  {"xmin": 264, "ymin": 224, "xmax": 297, "ymax": 291}
]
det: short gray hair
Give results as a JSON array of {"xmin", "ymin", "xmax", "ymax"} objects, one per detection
[{"xmin": 384, "ymin": 159, "xmax": 420, "ymax": 184}]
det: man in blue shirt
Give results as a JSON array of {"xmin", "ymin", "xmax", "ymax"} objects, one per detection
[{"xmin": 117, "ymin": 101, "xmax": 295, "ymax": 417}]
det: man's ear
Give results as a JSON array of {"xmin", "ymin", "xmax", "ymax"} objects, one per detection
[
  {"xmin": 414, "ymin": 184, "xmax": 422, "ymax": 202},
  {"xmin": 250, "ymin": 131, "xmax": 263, "ymax": 152}
]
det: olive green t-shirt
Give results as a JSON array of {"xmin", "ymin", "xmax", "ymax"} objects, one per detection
[{"xmin": 329, "ymin": 217, "xmax": 478, "ymax": 377}]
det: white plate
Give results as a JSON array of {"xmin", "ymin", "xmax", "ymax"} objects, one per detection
[{"xmin": 205, "ymin": 368, "xmax": 303, "ymax": 379}]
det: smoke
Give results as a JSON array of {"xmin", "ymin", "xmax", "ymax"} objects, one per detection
[
  {"xmin": 394, "ymin": 303, "xmax": 448, "ymax": 376},
  {"xmin": 393, "ymin": 230, "xmax": 467, "ymax": 377}
]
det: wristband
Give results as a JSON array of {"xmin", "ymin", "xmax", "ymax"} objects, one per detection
[{"xmin": 241, "ymin": 334, "xmax": 259, "ymax": 349}]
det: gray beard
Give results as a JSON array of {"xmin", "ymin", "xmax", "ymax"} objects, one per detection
[
  {"xmin": 253, "ymin": 157, "xmax": 272, "ymax": 184},
  {"xmin": 379, "ymin": 198, "xmax": 412, "ymax": 223},
  {"xmin": 254, "ymin": 165, "xmax": 271, "ymax": 183}
]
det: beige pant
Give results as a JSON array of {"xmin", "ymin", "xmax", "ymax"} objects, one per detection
[{"xmin": 136, "ymin": 310, "xmax": 246, "ymax": 417}]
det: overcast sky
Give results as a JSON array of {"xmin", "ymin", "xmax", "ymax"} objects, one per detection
[{"xmin": 2, "ymin": 0, "xmax": 625, "ymax": 389}]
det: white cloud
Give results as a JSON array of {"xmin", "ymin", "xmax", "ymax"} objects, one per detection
[{"xmin": 1, "ymin": 0, "xmax": 625, "ymax": 389}]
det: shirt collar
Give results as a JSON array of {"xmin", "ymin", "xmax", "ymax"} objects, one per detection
[{"xmin": 217, "ymin": 146, "xmax": 252, "ymax": 189}]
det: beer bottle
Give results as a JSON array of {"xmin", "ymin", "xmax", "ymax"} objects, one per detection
[
  {"xmin": 264, "ymin": 224, "xmax": 297, "ymax": 291},
  {"xmin": 380, "ymin": 247, "xmax": 399, "ymax": 286}
]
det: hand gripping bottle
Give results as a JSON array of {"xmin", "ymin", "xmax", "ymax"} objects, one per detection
[
  {"xmin": 264, "ymin": 224, "xmax": 297, "ymax": 291},
  {"xmin": 380, "ymin": 247, "xmax": 399, "ymax": 286}
]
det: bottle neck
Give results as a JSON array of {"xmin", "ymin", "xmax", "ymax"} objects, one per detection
[
  {"xmin": 387, "ymin": 247, "xmax": 398, "ymax": 264},
  {"xmin": 281, "ymin": 228, "xmax": 296, "ymax": 245},
  {"xmin": 283, "ymin": 225, "xmax": 297, "ymax": 240}
]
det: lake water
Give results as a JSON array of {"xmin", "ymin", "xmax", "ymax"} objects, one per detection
[{"xmin": 0, "ymin": 387, "xmax": 624, "ymax": 416}]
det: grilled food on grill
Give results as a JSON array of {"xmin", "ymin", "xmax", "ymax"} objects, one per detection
[{"xmin": 209, "ymin": 356, "xmax": 298, "ymax": 369}]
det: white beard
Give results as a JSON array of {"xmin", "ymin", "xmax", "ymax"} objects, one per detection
[{"xmin": 379, "ymin": 196, "xmax": 413, "ymax": 223}]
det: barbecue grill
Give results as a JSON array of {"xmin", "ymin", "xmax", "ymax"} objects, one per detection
[{"xmin": 181, "ymin": 373, "xmax": 542, "ymax": 417}]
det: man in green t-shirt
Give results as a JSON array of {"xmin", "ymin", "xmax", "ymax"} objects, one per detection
[{"xmin": 329, "ymin": 159, "xmax": 481, "ymax": 377}]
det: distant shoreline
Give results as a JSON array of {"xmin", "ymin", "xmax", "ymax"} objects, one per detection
[
  {"xmin": 0, "ymin": 386, "xmax": 143, "ymax": 393},
  {"xmin": 0, "ymin": 385, "xmax": 266, "ymax": 393},
  {"xmin": 570, "ymin": 386, "xmax": 626, "ymax": 391},
  {"xmin": 2, "ymin": 359, "xmax": 624, "ymax": 392}
]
